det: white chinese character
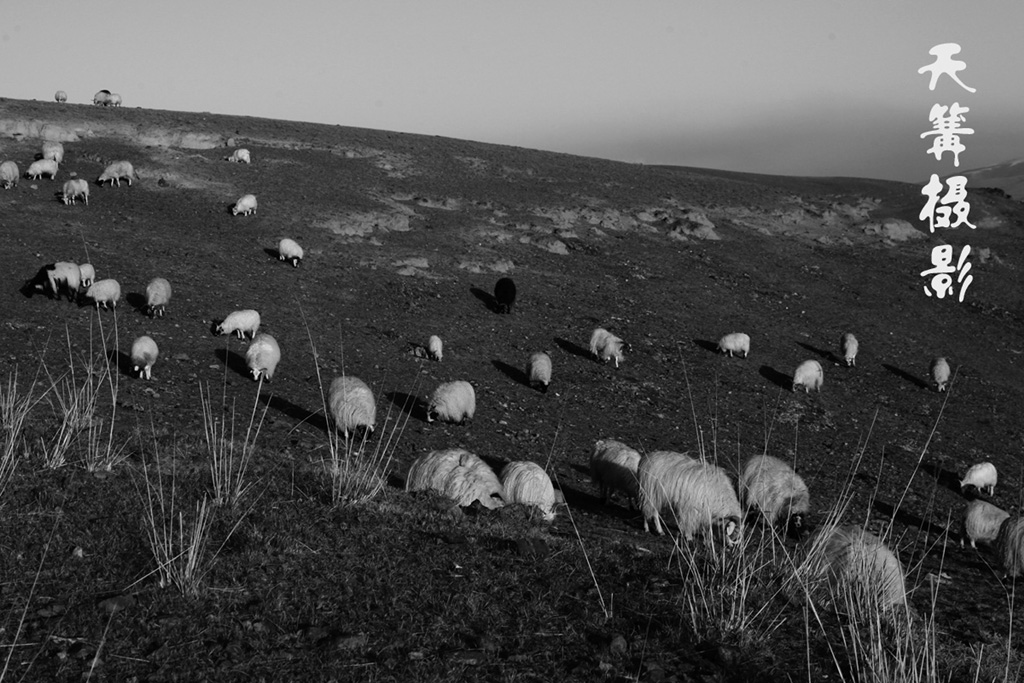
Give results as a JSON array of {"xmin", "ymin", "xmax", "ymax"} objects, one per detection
[
  {"xmin": 919, "ymin": 174, "xmax": 976, "ymax": 233},
  {"xmin": 918, "ymin": 43, "xmax": 976, "ymax": 93},
  {"xmin": 921, "ymin": 244, "xmax": 973, "ymax": 302},
  {"xmin": 921, "ymin": 103, "xmax": 974, "ymax": 167}
]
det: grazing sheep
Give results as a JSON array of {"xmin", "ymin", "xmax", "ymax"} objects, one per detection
[
  {"xmin": 245, "ymin": 333, "xmax": 281, "ymax": 382},
  {"xmin": 42, "ymin": 141, "xmax": 65, "ymax": 164},
  {"xmin": 85, "ymin": 279, "xmax": 121, "ymax": 309},
  {"xmin": 93, "ymin": 90, "xmax": 111, "ymax": 106},
  {"xmin": 108, "ymin": 93, "xmax": 122, "ymax": 106},
  {"xmin": 997, "ymin": 516, "xmax": 1024, "ymax": 577},
  {"xmin": 808, "ymin": 525, "xmax": 906, "ymax": 609},
  {"xmin": 528, "ymin": 352, "xmax": 552, "ymax": 392},
  {"xmin": 214, "ymin": 309, "xmax": 261, "ymax": 339},
  {"xmin": 277, "ymin": 238, "xmax": 303, "ymax": 267},
  {"xmin": 718, "ymin": 332, "xmax": 750, "ymax": 358},
  {"xmin": 637, "ymin": 452, "xmax": 741, "ymax": 544},
  {"xmin": 494, "ymin": 277, "xmax": 516, "ymax": 314},
  {"xmin": 931, "ymin": 357, "xmax": 951, "ymax": 392},
  {"xmin": 792, "ymin": 359, "xmax": 824, "ymax": 393},
  {"xmin": 960, "ymin": 462, "xmax": 997, "ymax": 497},
  {"xmin": 62, "ymin": 179, "xmax": 89, "ymax": 205},
  {"xmin": 841, "ymin": 333, "xmax": 858, "ymax": 367},
  {"xmin": 232, "ymin": 194, "xmax": 257, "ymax": 216},
  {"xmin": 26, "ymin": 261, "xmax": 81, "ymax": 301},
  {"xmin": 226, "ymin": 148, "xmax": 251, "ymax": 163},
  {"xmin": 26, "ymin": 159, "xmax": 58, "ymax": 180},
  {"xmin": 78, "ymin": 263, "xmax": 95, "ymax": 288},
  {"xmin": 740, "ymin": 454, "xmax": 810, "ymax": 536},
  {"xmin": 328, "ymin": 376, "xmax": 376, "ymax": 438},
  {"xmin": 426, "ymin": 380, "xmax": 476, "ymax": 424},
  {"xmin": 98, "ymin": 161, "xmax": 136, "ymax": 187},
  {"xmin": 1, "ymin": 161, "xmax": 19, "ymax": 189},
  {"xmin": 427, "ymin": 335, "xmax": 443, "ymax": 362},
  {"xmin": 500, "ymin": 461, "xmax": 557, "ymax": 521},
  {"xmin": 963, "ymin": 500, "xmax": 1010, "ymax": 549},
  {"xmin": 589, "ymin": 327, "xmax": 630, "ymax": 368},
  {"xmin": 590, "ymin": 439, "xmax": 642, "ymax": 508},
  {"xmin": 55, "ymin": 90, "xmax": 67, "ymax": 103},
  {"xmin": 145, "ymin": 277, "xmax": 172, "ymax": 318},
  {"xmin": 130, "ymin": 336, "xmax": 159, "ymax": 380},
  {"xmin": 405, "ymin": 449, "xmax": 505, "ymax": 510}
]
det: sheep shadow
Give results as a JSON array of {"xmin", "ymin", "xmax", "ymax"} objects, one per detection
[
  {"xmin": 385, "ymin": 391, "xmax": 427, "ymax": 421},
  {"xmin": 125, "ymin": 291, "xmax": 148, "ymax": 315},
  {"xmin": 554, "ymin": 337, "xmax": 592, "ymax": 361},
  {"xmin": 263, "ymin": 247, "xmax": 280, "ymax": 261},
  {"xmin": 873, "ymin": 499, "xmax": 951, "ymax": 539},
  {"xmin": 258, "ymin": 394, "xmax": 330, "ymax": 433},
  {"xmin": 759, "ymin": 365, "xmax": 792, "ymax": 391},
  {"xmin": 882, "ymin": 363, "xmax": 930, "ymax": 390},
  {"xmin": 920, "ymin": 459, "xmax": 963, "ymax": 495},
  {"xmin": 492, "ymin": 360, "xmax": 530, "ymax": 388},
  {"xmin": 470, "ymin": 286, "xmax": 499, "ymax": 313},
  {"xmin": 796, "ymin": 341, "xmax": 839, "ymax": 364},
  {"xmin": 693, "ymin": 339, "xmax": 720, "ymax": 354},
  {"xmin": 108, "ymin": 349, "xmax": 135, "ymax": 378},
  {"xmin": 214, "ymin": 347, "xmax": 250, "ymax": 380}
]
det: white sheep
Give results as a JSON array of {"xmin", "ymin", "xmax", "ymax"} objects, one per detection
[
  {"xmin": 589, "ymin": 327, "xmax": 630, "ymax": 368},
  {"xmin": 1, "ymin": 161, "xmax": 19, "ymax": 189},
  {"xmin": 590, "ymin": 439, "xmax": 642, "ymax": 508},
  {"xmin": 740, "ymin": 454, "xmax": 810, "ymax": 535},
  {"xmin": 718, "ymin": 332, "xmax": 750, "ymax": 358},
  {"xmin": 78, "ymin": 263, "xmax": 95, "ymax": 288},
  {"xmin": 500, "ymin": 461, "xmax": 557, "ymax": 521},
  {"xmin": 98, "ymin": 161, "xmax": 136, "ymax": 187},
  {"xmin": 62, "ymin": 179, "xmax": 89, "ymax": 205},
  {"xmin": 792, "ymin": 359, "xmax": 823, "ymax": 393},
  {"xmin": 215, "ymin": 310, "xmax": 260, "ymax": 339},
  {"xmin": 145, "ymin": 278, "xmax": 172, "ymax": 318},
  {"xmin": 26, "ymin": 159, "xmax": 58, "ymax": 180},
  {"xmin": 997, "ymin": 516, "xmax": 1024, "ymax": 577},
  {"xmin": 42, "ymin": 141, "xmax": 65, "ymax": 164},
  {"xmin": 328, "ymin": 376, "xmax": 376, "ymax": 438},
  {"xmin": 637, "ymin": 452, "xmax": 741, "ymax": 544},
  {"xmin": 528, "ymin": 352, "xmax": 552, "ymax": 392},
  {"xmin": 841, "ymin": 333, "xmax": 858, "ymax": 367},
  {"xmin": 131, "ymin": 336, "xmax": 159, "ymax": 380},
  {"xmin": 85, "ymin": 278, "xmax": 121, "ymax": 309},
  {"xmin": 226, "ymin": 148, "xmax": 251, "ymax": 163},
  {"xmin": 426, "ymin": 380, "xmax": 476, "ymax": 424},
  {"xmin": 55, "ymin": 90, "xmax": 67, "ymax": 103},
  {"xmin": 93, "ymin": 90, "xmax": 111, "ymax": 106},
  {"xmin": 931, "ymin": 356, "xmax": 951, "ymax": 392},
  {"xmin": 245, "ymin": 333, "xmax": 281, "ymax": 382},
  {"xmin": 232, "ymin": 194, "xmax": 258, "ymax": 216},
  {"xmin": 962, "ymin": 500, "xmax": 1009, "ymax": 549},
  {"xmin": 427, "ymin": 335, "xmax": 443, "ymax": 362},
  {"xmin": 960, "ymin": 462, "xmax": 997, "ymax": 497},
  {"xmin": 109, "ymin": 93, "xmax": 122, "ymax": 106},
  {"xmin": 805, "ymin": 525, "xmax": 906, "ymax": 609},
  {"xmin": 278, "ymin": 238, "xmax": 303, "ymax": 267},
  {"xmin": 34, "ymin": 261, "xmax": 81, "ymax": 301},
  {"xmin": 405, "ymin": 448, "xmax": 505, "ymax": 510}
]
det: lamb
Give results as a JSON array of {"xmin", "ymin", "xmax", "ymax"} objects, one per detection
[
  {"xmin": 996, "ymin": 516, "xmax": 1024, "ymax": 577},
  {"xmin": 589, "ymin": 327, "xmax": 631, "ymax": 368},
  {"xmin": 528, "ymin": 352, "xmax": 552, "ymax": 392},
  {"xmin": 145, "ymin": 277, "xmax": 172, "ymax": 318},
  {"xmin": 130, "ymin": 336, "xmax": 159, "ymax": 380},
  {"xmin": 960, "ymin": 462, "xmax": 997, "ymax": 497},
  {"xmin": 792, "ymin": 359, "xmax": 824, "ymax": 393},
  {"xmin": 26, "ymin": 261, "xmax": 81, "ymax": 301},
  {"xmin": 226, "ymin": 148, "xmax": 251, "ymax": 163},
  {"xmin": 277, "ymin": 238, "xmax": 303, "ymax": 267},
  {"xmin": 841, "ymin": 333, "xmax": 858, "ymax": 367},
  {"xmin": 55, "ymin": 90, "xmax": 67, "ymax": 103},
  {"xmin": 93, "ymin": 90, "xmax": 111, "ymax": 106},
  {"xmin": 805, "ymin": 525, "xmax": 906, "ymax": 609},
  {"xmin": 426, "ymin": 380, "xmax": 476, "ymax": 424},
  {"xmin": 78, "ymin": 263, "xmax": 95, "ymax": 288},
  {"xmin": 84, "ymin": 279, "xmax": 121, "ymax": 309},
  {"xmin": 718, "ymin": 332, "xmax": 750, "ymax": 358},
  {"xmin": 42, "ymin": 141, "xmax": 65, "ymax": 164},
  {"xmin": 740, "ymin": 454, "xmax": 810, "ymax": 536},
  {"xmin": 232, "ymin": 194, "xmax": 258, "ymax": 216},
  {"xmin": 245, "ymin": 333, "xmax": 281, "ymax": 382},
  {"xmin": 590, "ymin": 439, "xmax": 642, "ymax": 508},
  {"xmin": 406, "ymin": 449, "xmax": 506, "ymax": 509},
  {"xmin": 26, "ymin": 159, "xmax": 58, "ymax": 180},
  {"xmin": 1, "ymin": 161, "xmax": 19, "ymax": 189},
  {"xmin": 962, "ymin": 500, "xmax": 1009, "ymax": 549},
  {"xmin": 494, "ymin": 277, "xmax": 516, "ymax": 314},
  {"xmin": 108, "ymin": 93, "xmax": 122, "ymax": 107},
  {"xmin": 62, "ymin": 179, "xmax": 89, "ymax": 205},
  {"xmin": 214, "ymin": 310, "xmax": 261, "ymax": 339},
  {"xmin": 98, "ymin": 161, "xmax": 136, "ymax": 187},
  {"xmin": 637, "ymin": 451, "xmax": 742, "ymax": 544},
  {"xmin": 931, "ymin": 356, "xmax": 951, "ymax": 392},
  {"xmin": 427, "ymin": 335, "xmax": 443, "ymax": 362},
  {"xmin": 500, "ymin": 461, "xmax": 557, "ymax": 521},
  {"xmin": 328, "ymin": 376, "xmax": 376, "ymax": 438}
]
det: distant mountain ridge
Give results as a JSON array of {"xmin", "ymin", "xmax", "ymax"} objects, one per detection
[{"xmin": 955, "ymin": 157, "xmax": 1024, "ymax": 200}]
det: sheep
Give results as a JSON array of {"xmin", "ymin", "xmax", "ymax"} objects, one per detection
[
  {"xmin": 590, "ymin": 439, "xmax": 642, "ymax": 508},
  {"xmin": 841, "ymin": 333, "xmax": 858, "ymax": 367},
  {"xmin": 960, "ymin": 462, "xmax": 997, "ymax": 497},
  {"xmin": 792, "ymin": 359, "xmax": 823, "ymax": 393},
  {"xmin": 93, "ymin": 90, "xmax": 111, "ymax": 106},
  {"xmin": 232, "ymin": 194, "xmax": 258, "ymax": 216},
  {"xmin": 62, "ymin": 178, "xmax": 89, "ymax": 205},
  {"xmin": 55, "ymin": 90, "xmax": 67, "ymax": 103},
  {"xmin": 42, "ymin": 141, "xmax": 65, "ymax": 164},
  {"xmin": 108, "ymin": 93, "xmax": 122, "ymax": 107},
  {"xmin": 26, "ymin": 159, "xmax": 58, "ymax": 180},
  {"xmin": 98, "ymin": 161, "xmax": 136, "ymax": 187},
  {"xmin": 406, "ymin": 449, "xmax": 506, "ymax": 510},
  {"xmin": 997, "ymin": 516, "xmax": 1024, "ymax": 577},
  {"xmin": 500, "ymin": 461, "xmax": 557, "ymax": 521},
  {"xmin": 427, "ymin": 335, "xmax": 443, "ymax": 362},
  {"xmin": 26, "ymin": 261, "xmax": 81, "ymax": 301},
  {"xmin": 740, "ymin": 454, "xmax": 810, "ymax": 536},
  {"xmin": 426, "ymin": 380, "xmax": 476, "ymax": 424},
  {"xmin": 931, "ymin": 356, "xmax": 951, "ymax": 392},
  {"xmin": 962, "ymin": 500, "xmax": 1010, "ymax": 549},
  {"xmin": 1, "ymin": 161, "xmax": 19, "ymax": 189},
  {"xmin": 328, "ymin": 376, "xmax": 376, "ymax": 438},
  {"xmin": 718, "ymin": 332, "xmax": 750, "ymax": 358},
  {"xmin": 637, "ymin": 451, "xmax": 742, "ymax": 544},
  {"xmin": 214, "ymin": 309, "xmax": 260, "ymax": 339},
  {"xmin": 130, "ymin": 336, "xmax": 159, "ymax": 380},
  {"xmin": 589, "ymin": 327, "xmax": 631, "ymax": 368},
  {"xmin": 84, "ymin": 279, "xmax": 121, "ymax": 309},
  {"xmin": 494, "ymin": 277, "xmax": 516, "ymax": 314},
  {"xmin": 528, "ymin": 352, "xmax": 552, "ymax": 392},
  {"xmin": 78, "ymin": 263, "xmax": 95, "ymax": 288},
  {"xmin": 277, "ymin": 238, "xmax": 303, "ymax": 267},
  {"xmin": 226, "ymin": 148, "xmax": 251, "ymax": 163},
  {"xmin": 806, "ymin": 525, "xmax": 906, "ymax": 610},
  {"xmin": 145, "ymin": 277, "xmax": 172, "ymax": 318},
  {"xmin": 245, "ymin": 333, "xmax": 281, "ymax": 382}
]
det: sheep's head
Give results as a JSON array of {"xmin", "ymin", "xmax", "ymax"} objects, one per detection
[{"xmin": 721, "ymin": 516, "xmax": 742, "ymax": 546}]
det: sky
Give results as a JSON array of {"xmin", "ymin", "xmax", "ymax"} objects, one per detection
[{"xmin": 2, "ymin": 1, "xmax": 1022, "ymax": 183}]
